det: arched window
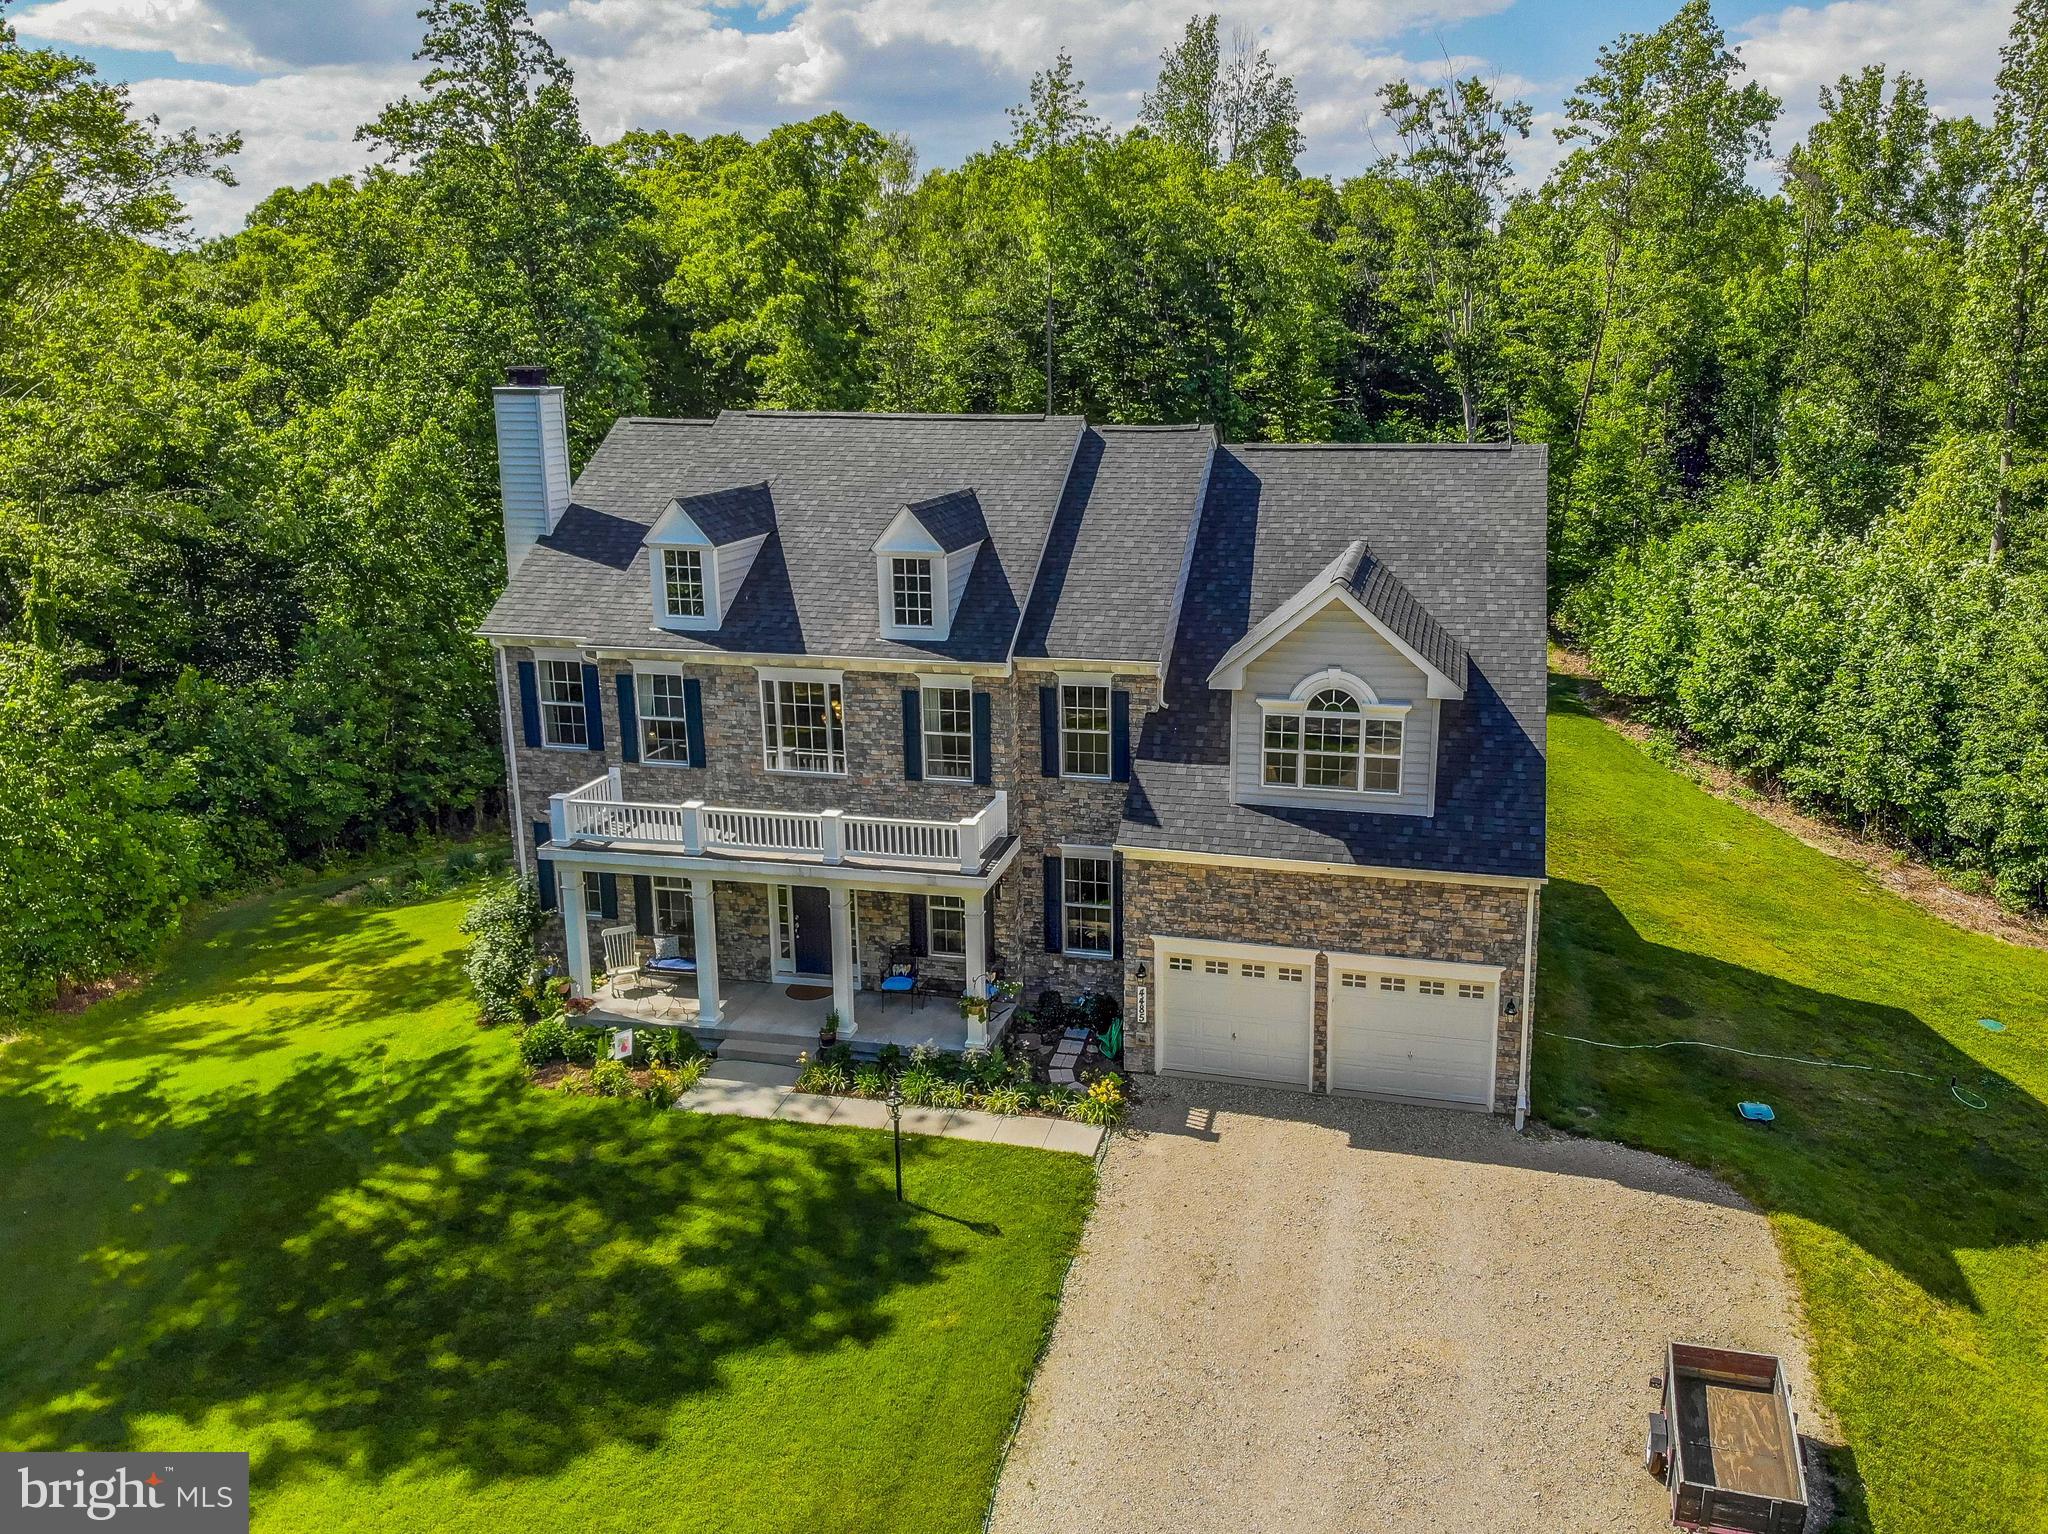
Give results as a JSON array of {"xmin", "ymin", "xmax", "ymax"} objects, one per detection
[{"xmin": 1262, "ymin": 679, "xmax": 1403, "ymax": 794}]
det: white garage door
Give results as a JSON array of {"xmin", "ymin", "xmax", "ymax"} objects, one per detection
[
  {"xmin": 1157, "ymin": 947, "xmax": 1314, "ymax": 1089},
  {"xmin": 1328, "ymin": 965, "xmax": 1497, "ymax": 1107}
]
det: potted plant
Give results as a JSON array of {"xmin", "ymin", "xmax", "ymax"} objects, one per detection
[
  {"xmin": 819, "ymin": 1009, "xmax": 841, "ymax": 1049},
  {"xmin": 958, "ymin": 992, "xmax": 991, "ymax": 1025}
]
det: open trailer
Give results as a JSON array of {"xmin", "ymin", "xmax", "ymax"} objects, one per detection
[{"xmin": 1646, "ymin": 1343, "xmax": 1809, "ymax": 1533}]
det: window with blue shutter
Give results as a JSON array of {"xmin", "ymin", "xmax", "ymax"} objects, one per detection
[
  {"xmin": 901, "ymin": 689, "xmax": 922, "ymax": 781},
  {"xmin": 581, "ymin": 663, "xmax": 605, "ymax": 752},
  {"xmin": 616, "ymin": 673, "xmax": 639, "ymax": 763},
  {"xmin": 517, "ymin": 661, "xmax": 541, "ymax": 748},
  {"xmin": 532, "ymin": 822, "xmax": 557, "ymax": 911},
  {"xmin": 972, "ymin": 691, "xmax": 993, "ymax": 785},
  {"xmin": 683, "ymin": 678, "xmax": 706, "ymax": 768}
]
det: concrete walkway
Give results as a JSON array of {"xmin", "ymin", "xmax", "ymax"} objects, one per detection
[{"xmin": 676, "ymin": 1060, "xmax": 1105, "ymax": 1155}]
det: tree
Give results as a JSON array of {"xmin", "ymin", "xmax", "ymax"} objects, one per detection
[
  {"xmin": 0, "ymin": 2, "xmax": 238, "ymax": 311},
  {"xmin": 1139, "ymin": 14, "xmax": 1302, "ymax": 177},
  {"xmin": 1953, "ymin": 0, "xmax": 2048, "ymax": 560},
  {"xmin": 1373, "ymin": 75, "xmax": 1531, "ymax": 440},
  {"xmin": 1010, "ymin": 51, "xmax": 1101, "ymax": 411}
]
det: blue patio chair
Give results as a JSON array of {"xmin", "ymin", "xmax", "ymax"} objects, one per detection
[{"xmin": 879, "ymin": 946, "xmax": 918, "ymax": 1011}]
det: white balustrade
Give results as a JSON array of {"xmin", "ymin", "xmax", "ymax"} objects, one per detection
[{"xmin": 546, "ymin": 778, "xmax": 1011, "ymax": 872}]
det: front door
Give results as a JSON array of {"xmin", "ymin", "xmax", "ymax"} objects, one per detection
[{"xmin": 791, "ymin": 885, "xmax": 832, "ymax": 976}]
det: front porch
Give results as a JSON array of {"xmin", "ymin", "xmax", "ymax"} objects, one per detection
[{"xmin": 589, "ymin": 977, "xmax": 1013, "ymax": 1056}]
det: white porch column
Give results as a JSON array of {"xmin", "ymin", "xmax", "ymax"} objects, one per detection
[
  {"xmin": 690, "ymin": 873, "xmax": 721, "ymax": 1026},
  {"xmin": 560, "ymin": 869, "xmax": 593, "ymax": 999},
  {"xmin": 829, "ymin": 884, "xmax": 858, "ymax": 1037},
  {"xmin": 963, "ymin": 894, "xmax": 989, "ymax": 1049}
]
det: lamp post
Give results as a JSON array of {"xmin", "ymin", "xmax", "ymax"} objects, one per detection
[{"xmin": 885, "ymin": 1077, "xmax": 904, "ymax": 1202}]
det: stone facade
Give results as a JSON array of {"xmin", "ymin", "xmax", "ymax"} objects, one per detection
[{"xmin": 1118, "ymin": 855, "xmax": 1535, "ymax": 1110}]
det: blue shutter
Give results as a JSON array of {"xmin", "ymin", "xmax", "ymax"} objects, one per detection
[
  {"xmin": 517, "ymin": 661, "xmax": 541, "ymax": 748},
  {"xmin": 581, "ymin": 664, "xmax": 605, "ymax": 752},
  {"xmin": 633, "ymin": 875, "xmax": 654, "ymax": 937},
  {"xmin": 1039, "ymin": 686, "xmax": 1060, "ymax": 777},
  {"xmin": 599, "ymin": 872, "xmax": 620, "ymax": 921},
  {"xmin": 908, "ymin": 894, "xmax": 929, "ymax": 958},
  {"xmin": 532, "ymin": 822, "xmax": 557, "ymax": 912},
  {"xmin": 616, "ymin": 673, "xmax": 639, "ymax": 763},
  {"xmin": 983, "ymin": 890, "xmax": 998, "ymax": 969},
  {"xmin": 1043, "ymin": 855, "xmax": 1063, "ymax": 952},
  {"xmin": 972, "ymin": 690, "xmax": 993, "ymax": 786},
  {"xmin": 683, "ymin": 678, "xmax": 705, "ymax": 768},
  {"xmin": 901, "ymin": 688, "xmax": 923, "ymax": 781},
  {"xmin": 1111, "ymin": 690, "xmax": 1131, "ymax": 782},
  {"xmin": 1111, "ymin": 855, "xmax": 1124, "ymax": 959}
]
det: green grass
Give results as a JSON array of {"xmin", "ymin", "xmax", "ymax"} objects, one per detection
[
  {"xmin": 1540, "ymin": 676, "xmax": 2048, "ymax": 1534},
  {"xmin": 0, "ymin": 873, "xmax": 1095, "ymax": 1534}
]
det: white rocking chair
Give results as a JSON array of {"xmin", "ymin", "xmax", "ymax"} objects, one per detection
[{"xmin": 600, "ymin": 925, "xmax": 641, "ymax": 997}]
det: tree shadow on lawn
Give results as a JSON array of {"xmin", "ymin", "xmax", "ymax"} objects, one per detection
[
  {"xmin": 1538, "ymin": 879, "xmax": 2048, "ymax": 1314},
  {"xmin": 0, "ymin": 1047, "xmax": 963, "ymax": 1488}
]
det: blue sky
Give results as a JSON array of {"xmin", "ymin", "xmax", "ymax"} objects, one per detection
[{"xmin": 15, "ymin": 0, "xmax": 2015, "ymax": 233}]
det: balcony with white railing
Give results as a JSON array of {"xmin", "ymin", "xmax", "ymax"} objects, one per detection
[{"xmin": 549, "ymin": 770, "xmax": 1011, "ymax": 875}]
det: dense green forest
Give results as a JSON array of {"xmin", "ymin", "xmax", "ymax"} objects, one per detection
[{"xmin": 2, "ymin": 0, "xmax": 2044, "ymax": 1011}]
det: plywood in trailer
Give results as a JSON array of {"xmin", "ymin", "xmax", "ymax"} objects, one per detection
[{"xmin": 1673, "ymin": 1374, "xmax": 1801, "ymax": 1502}]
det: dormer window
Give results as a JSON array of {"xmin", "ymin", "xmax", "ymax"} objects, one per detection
[
  {"xmin": 890, "ymin": 557, "xmax": 935, "ymax": 630},
  {"xmin": 1258, "ymin": 671, "xmax": 1409, "ymax": 797},
  {"xmin": 874, "ymin": 491, "xmax": 985, "ymax": 643},
  {"xmin": 661, "ymin": 547, "xmax": 706, "ymax": 620}
]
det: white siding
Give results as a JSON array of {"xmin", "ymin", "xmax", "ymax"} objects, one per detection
[{"xmin": 1231, "ymin": 603, "xmax": 1439, "ymax": 816}]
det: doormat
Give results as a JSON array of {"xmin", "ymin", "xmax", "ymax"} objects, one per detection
[{"xmin": 785, "ymin": 984, "xmax": 832, "ymax": 1001}]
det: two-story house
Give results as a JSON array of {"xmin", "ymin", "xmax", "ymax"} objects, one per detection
[{"xmin": 479, "ymin": 367, "xmax": 1548, "ymax": 1121}]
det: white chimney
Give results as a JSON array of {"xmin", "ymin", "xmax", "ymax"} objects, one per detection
[{"xmin": 493, "ymin": 364, "xmax": 571, "ymax": 574}]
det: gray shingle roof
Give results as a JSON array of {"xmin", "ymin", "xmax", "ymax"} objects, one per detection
[
  {"xmin": 1119, "ymin": 442, "xmax": 1548, "ymax": 881},
  {"xmin": 901, "ymin": 489, "xmax": 988, "ymax": 552},
  {"xmin": 481, "ymin": 410, "xmax": 1085, "ymax": 662},
  {"xmin": 1326, "ymin": 539, "xmax": 1470, "ymax": 690},
  {"xmin": 1015, "ymin": 424, "xmax": 1217, "ymax": 662},
  {"xmin": 673, "ymin": 480, "xmax": 776, "ymax": 543}
]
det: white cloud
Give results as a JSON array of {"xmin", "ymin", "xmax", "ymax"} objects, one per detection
[{"xmin": 1736, "ymin": 0, "xmax": 2011, "ymax": 156}]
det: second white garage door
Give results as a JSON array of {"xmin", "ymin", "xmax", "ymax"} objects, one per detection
[
  {"xmin": 1328, "ymin": 964, "xmax": 1498, "ymax": 1107},
  {"xmin": 1156, "ymin": 947, "xmax": 1314, "ymax": 1089}
]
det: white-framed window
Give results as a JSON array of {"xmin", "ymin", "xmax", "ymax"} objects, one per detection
[
  {"xmin": 922, "ymin": 684, "xmax": 973, "ymax": 781},
  {"xmin": 636, "ymin": 670, "xmax": 691, "ymax": 763},
  {"xmin": 581, "ymin": 870, "xmax": 604, "ymax": 911},
  {"xmin": 1060, "ymin": 682, "xmax": 1111, "ymax": 778},
  {"xmin": 1204, "ymin": 958, "xmax": 1230, "ymax": 976},
  {"xmin": 1277, "ymin": 965, "xmax": 1305, "ymax": 983},
  {"xmin": 1419, "ymin": 979, "xmax": 1446, "ymax": 997},
  {"xmin": 661, "ymin": 547, "xmax": 706, "ymax": 620},
  {"xmin": 1168, "ymin": 954, "xmax": 1193, "ymax": 972},
  {"xmin": 928, "ymin": 894, "xmax": 966, "ymax": 957},
  {"xmin": 1241, "ymin": 963, "xmax": 1266, "ymax": 979},
  {"xmin": 1062, "ymin": 854, "xmax": 1115, "ymax": 957},
  {"xmin": 1261, "ymin": 683, "xmax": 1404, "ymax": 795},
  {"xmin": 1380, "ymin": 975, "xmax": 1406, "ymax": 993},
  {"xmin": 891, "ymin": 556, "xmax": 935, "ymax": 629},
  {"xmin": 652, "ymin": 875, "xmax": 692, "ymax": 936},
  {"xmin": 1458, "ymin": 981, "xmax": 1487, "ymax": 1001},
  {"xmin": 538, "ymin": 658, "xmax": 588, "ymax": 747},
  {"xmin": 772, "ymin": 885, "xmax": 795, "ymax": 969},
  {"xmin": 760, "ymin": 675, "xmax": 846, "ymax": 775},
  {"xmin": 1339, "ymin": 971, "xmax": 1368, "ymax": 988}
]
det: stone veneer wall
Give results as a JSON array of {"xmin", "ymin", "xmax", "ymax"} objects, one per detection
[
  {"xmin": 1118, "ymin": 856, "xmax": 1536, "ymax": 1112},
  {"xmin": 1005, "ymin": 669, "xmax": 1160, "ymax": 1006},
  {"xmin": 507, "ymin": 646, "xmax": 1152, "ymax": 1004}
]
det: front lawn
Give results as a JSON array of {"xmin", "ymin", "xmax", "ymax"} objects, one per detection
[
  {"xmin": 0, "ymin": 869, "xmax": 1095, "ymax": 1534},
  {"xmin": 1541, "ymin": 677, "xmax": 2048, "ymax": 1534}
]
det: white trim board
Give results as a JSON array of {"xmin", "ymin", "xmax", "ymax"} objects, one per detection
[{"xmin": 1116, "ymin": 842, "xmax": 1546, "ymax": 889}]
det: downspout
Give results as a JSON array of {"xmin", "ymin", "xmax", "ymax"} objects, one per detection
[
  {"xmin": 496, "ymin": 642, "xmax": 528, "ymax": 877},
  {"xmin": 1515, "ymin": 883, "xmax": 1539, "ymax": 1132}
]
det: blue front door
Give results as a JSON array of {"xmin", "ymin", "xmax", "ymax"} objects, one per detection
[{"xmin": 791, "ymin": 885, "xmax": 832, "ymax": 976}]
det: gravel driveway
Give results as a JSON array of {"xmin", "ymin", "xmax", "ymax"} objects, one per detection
[{"xmin": 990, "ymin": 1078, "xmax": 1832, "ymax": 1533}]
